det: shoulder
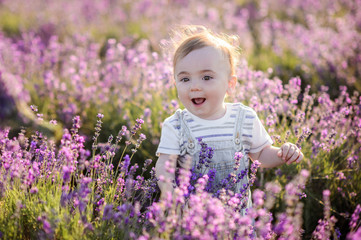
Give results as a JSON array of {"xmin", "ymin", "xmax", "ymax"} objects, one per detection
[
  {"xmin": 162, "ymin": 109, "xmax": 184, "ymax": 129},
  {"xmin": 228, "ymin": 102, "xmax": 257, "ymax": 117}
]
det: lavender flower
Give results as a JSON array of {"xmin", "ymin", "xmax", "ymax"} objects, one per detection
[
  {"xmin": 350, "ymin": 204, "xmax": 361, "ymax": 230},
  {"xmin": 102, "ymin": 204, "xmax": 114, "ymax": 221},
  {"xmin": 30, "ymin": 105, "xmax": 38, "ymax": 113},
  {"xmin": 130, "ymin": 118, "xmax": 144, "ymax": 135},
  {"xmin": 92, "ymin": 113, "xmax": 104, "ymax": 150},
  {"xmin": 233, "ymin": 151, "xmax": 243, "ymax": 172},
  {"xmin": 62, "ymin": 165, "xmax": 72, "ymax": 183}
]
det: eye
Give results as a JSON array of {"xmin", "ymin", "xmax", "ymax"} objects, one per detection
[
  {"xmin": 180, "ymin": 77, "xmax": 190, "ymax": 82},
  {"xmin": 202, "ymin": 75, "xmax": 213, "ymax": 81}
]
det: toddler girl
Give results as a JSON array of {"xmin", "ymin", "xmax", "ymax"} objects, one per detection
[{"xmin": 155, "ymin": 25, "xmax": 303, "ymax": 213}]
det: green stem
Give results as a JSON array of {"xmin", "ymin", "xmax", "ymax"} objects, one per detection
[{"xmin": 114, "ymin": 143, "xmax": 131, "ymax": 179}]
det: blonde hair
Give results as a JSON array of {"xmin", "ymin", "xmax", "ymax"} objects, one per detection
[{"xmin": 167, "ymin": 25, "xmax": 241, "ymax": 76}]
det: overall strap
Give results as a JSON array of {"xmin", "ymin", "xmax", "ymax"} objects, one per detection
[
  {"xmin": 234, "ymin": 104, "xmax": 245, "ymax": 152},
  {"xmin": 234, "ymin": 104, "xmax": 254, "ymax": 208},
  {"xmin": 241, "ymin": 107, "xmax": 255, "ymax": 155},
  {"xmin": 176, "ymin": 110, "xmax": 197, "ymax": 155},
  {"xmin": 234, "ymin": 104, "xmax": 254, "ymax": 155}
]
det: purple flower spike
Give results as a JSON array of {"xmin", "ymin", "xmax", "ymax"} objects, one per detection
[
  {"xmin": 30, "ymin": 105, "xmax": 38, "ymax": 113},
  {"xmin": 43, "ymin": 220, "xmax": 53, "ymax": 234},
  {"xmin": 62, "ymin": 165, "xmax": 72, "ymax": 183},
  {"xmin": 103, "ymin": 204, "xmax": 114, "ymax": 221}
]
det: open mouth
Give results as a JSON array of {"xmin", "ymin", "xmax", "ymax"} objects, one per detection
[{"xmin": 191, "ymin": 98, "xmax": 206, "ymax": 105}]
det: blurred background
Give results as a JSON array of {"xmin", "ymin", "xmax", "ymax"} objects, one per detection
[{"xmin": 0, "ymin": 0, "xmax": 360, "ymax": 238}]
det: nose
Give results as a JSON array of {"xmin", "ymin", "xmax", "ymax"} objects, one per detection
[{"xmin": 190, "ymin": 79, "xmax": 202, "ymax": 91}]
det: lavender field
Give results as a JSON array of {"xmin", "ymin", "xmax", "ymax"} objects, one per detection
[{"xmin": 0, "ymin": 0, "xmax": 360, "ymax": 239}]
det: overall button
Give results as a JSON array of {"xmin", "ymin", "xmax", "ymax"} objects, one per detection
[
  {"xmin": 235, "ymin": 138, "xmax": 241, "ymax": 144},
  {"xmin": 188, "ymin": 142, "xmax": 195, "ymax": 149}
]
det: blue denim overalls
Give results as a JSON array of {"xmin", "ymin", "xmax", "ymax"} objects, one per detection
[{"xmin": 176, "ymin": 104, "xmax": 253, "ymax": 215}]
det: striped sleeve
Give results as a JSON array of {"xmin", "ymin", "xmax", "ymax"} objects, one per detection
[
  {"xmin": 248, "ymin": 109, "xmax": 273, "ymax": 153},
  {"xmin": 156, "ymin": 114, "xmax": 181, "ymax": 156}
]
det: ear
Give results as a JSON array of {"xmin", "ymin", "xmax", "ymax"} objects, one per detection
[{"xmin": 226, "ymin": 75, "xmax": 237, "ymax": 95}]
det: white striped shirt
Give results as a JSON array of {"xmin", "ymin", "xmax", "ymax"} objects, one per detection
[{"xmin": 156, "ymin": 103, "xmax": 273, "ymax": 155}]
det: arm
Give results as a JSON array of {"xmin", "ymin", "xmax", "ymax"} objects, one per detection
[
  {"xmin": 155, "ymin": 153, "xmax": 178, "ymax": 199},
  {"xmin": 249, "ymin": 143, "xmax": 304, "ymax": 168}
]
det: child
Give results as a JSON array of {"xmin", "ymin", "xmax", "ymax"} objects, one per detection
[{"xmin": 155, "ymin": 25, "xmax": 303, "ymax": 213}]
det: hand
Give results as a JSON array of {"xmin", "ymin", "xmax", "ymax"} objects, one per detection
[{"xmin": 277, "ymin": 143, "xmax": 304, "ymax": 165}]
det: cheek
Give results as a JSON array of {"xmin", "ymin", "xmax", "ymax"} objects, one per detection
[{"xmin": 176, "ymin": 88, "xmax": 186, "ymax": 98}]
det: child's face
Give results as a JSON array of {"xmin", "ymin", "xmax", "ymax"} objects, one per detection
[{"xmin": 174, "ymin": 46, "xmax": 236, "ymax": 120}]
